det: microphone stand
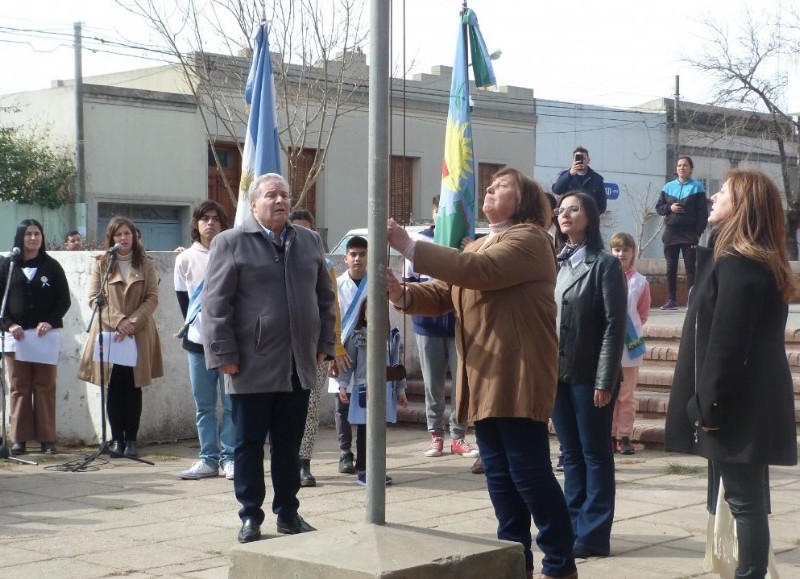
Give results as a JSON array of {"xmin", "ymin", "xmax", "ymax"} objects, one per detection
[
  {"xmin": 0, "ymin": 252, "xmax": 37, "ymax": 465},
  {"xmin": 59, "ymin": 250, "xmax": 153, "ymax": 471}
]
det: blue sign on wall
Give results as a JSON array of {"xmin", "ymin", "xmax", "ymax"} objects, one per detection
[{"xmin": 605, "ymin": 182, "xmax": 620, "ymax": 200}]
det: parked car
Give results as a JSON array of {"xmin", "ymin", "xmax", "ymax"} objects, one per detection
[{"xmin": 329, "ymin": 225, "xmax": 490, "ymax": 256}]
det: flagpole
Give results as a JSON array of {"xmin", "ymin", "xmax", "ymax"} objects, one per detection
[
  {"xmin": 461, "ymin": 2, "xmax": 469, "ymax": 74},
  {"xmin": 366, "ymin": 0, "xmax": 390, "ymax": 525},
  {"xmin": 461, "ymin": 2, "xmax": 472, "ymax": 225}
]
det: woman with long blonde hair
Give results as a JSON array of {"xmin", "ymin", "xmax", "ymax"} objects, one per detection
[{"xmin": 666, "ymin": 169, "xmax": 797, "ymax": 578}]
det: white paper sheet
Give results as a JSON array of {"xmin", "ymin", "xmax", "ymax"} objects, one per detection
[
  {"xmin": 6, "ymin": 329, "xmax": 62, "ymax": 365},
  {"xmin": 93, "ymin": 332, "xmax": 138, "ymax": 367}
]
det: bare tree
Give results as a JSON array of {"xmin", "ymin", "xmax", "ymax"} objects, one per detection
[
  {"xmin": 624, "ymin": 184, "xmax": 664, "ymax": 258},
  {"xmin": 685, "ymin": 7, "xmax": 800, "ymax": 257},
  {"xmin": 115, "ymin": 0, "xmax": 369, "ymax": 211}
]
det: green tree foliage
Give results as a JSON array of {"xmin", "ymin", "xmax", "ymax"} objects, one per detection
[{"xmin": 0, "ymin": 124, "xmax": 76, "ymax": 209}]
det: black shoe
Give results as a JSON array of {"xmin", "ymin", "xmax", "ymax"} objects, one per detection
[
  {"xmin": 11, "ymin": 442, "xmax": 26, "ymax": 456},
  {"xmin": 109, "ymin": 440, "xmax": 125, "ymax": 456},
  {"xmin": 470, "ymin": 457, "xmax": 484, "ymax": 475},
  {"xmin": 276, "ymin": 514, "xmax": 316, "ymax": 535},
  {"xmin": 338, "ymin": 452, "xmax": 355, "ymax": 474},
  {"xmin": 300, "ymin": 459, "xmax": 316, "ymax": 487},
  {"xmin": 124, "ymin": 440, "xmax": 138, "ymax": 457},
  {"xmin": 238, "ymin": 517, "xmax": 262, "ymax": 543},
  {"xmin": 573, "ymin": 545, "xmax": 609, "ymax": 559},
  {"xmin": 619, "ymin": 436, "xmax": 635, "ymax": 455},
  {"xmin": 40, "ymin": 442, "xmax": 57, "ymax": 454}
]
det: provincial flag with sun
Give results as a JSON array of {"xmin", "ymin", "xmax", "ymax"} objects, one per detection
[{"xmin": 434, "ymin": 7, "xmax": 496, "ymax": 249}]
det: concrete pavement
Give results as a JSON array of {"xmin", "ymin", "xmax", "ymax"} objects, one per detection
[{"xmin": 0, "ymin": 424, "xmax": 798, "ymax": 578}]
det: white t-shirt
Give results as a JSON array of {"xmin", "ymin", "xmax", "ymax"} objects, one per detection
[{"xmin": 173, "ymin": 242, "xmax": 211, "ymax": 346}]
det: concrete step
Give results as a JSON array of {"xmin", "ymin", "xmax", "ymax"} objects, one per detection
[
  {"xmin": 396, "ymin": 399, "xmax": 430, "ymax": 426},
  {"xmin": 404, "ymin": 378, "xmax": 453, "ymax": 400},
  {"xmin": 637, "ymin": 368, "xmax": 675, "ymax": 391},
  {"xmin": 634, "ymin": 391, "xmax": 670, "ymax": 419}
]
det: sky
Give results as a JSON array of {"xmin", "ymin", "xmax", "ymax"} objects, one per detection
[{"xmin": 0, "ymin": 0, "xmax": 792, "ymax": 108}]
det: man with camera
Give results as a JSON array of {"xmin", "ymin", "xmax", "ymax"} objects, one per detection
[{"xmin": 552, "ymin": 146, "xmax": 607, "ymax": 214}]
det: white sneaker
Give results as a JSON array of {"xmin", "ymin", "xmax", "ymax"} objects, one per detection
[
  {"xmin": 223, "ymin": 461, "xmax": 235, "ymax": 481},
  {"xmin": 180, "ymin": 460, "xmax": 219, "ymax": 480}
]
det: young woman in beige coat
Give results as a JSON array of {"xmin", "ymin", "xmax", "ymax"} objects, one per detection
[{"xmin": 78, "ymin": 217, "xmax": 163, "ymax": 457}]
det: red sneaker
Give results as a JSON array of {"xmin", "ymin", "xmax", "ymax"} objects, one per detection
[
  {"xmin": 425, "ymin": 435, "xmax": 444, "ymax": 457},
  {"xmin": 451, "ymin": 438, "xmax": 480, "ymax": 458}
]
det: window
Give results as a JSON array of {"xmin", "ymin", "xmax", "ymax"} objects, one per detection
[
  {"xmin": 477, "ymin": 162, "xmax": 505, "ymax": 221},
  {"xmin": 207, "ymin": 142, "xmax": 241, "ymax": 222},
  {"xmin": 288, "ymin": 148, "xmax": 318, "ymax": 218},
  {"xmin": 390, "ymin": 156, "xmax": 415, "ymax": 224}
]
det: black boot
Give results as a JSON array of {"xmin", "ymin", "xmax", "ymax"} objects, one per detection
[
  {"xmin": 109, "ymin": 440, "xmax": 125, "ymax": 456},
  {"xmin": 299, "ymin": 459, "xmax": 316, "ymax": 487},
  {"xmin": 124, "ymin": 440, "xmax": 138, "ymax": 457}
]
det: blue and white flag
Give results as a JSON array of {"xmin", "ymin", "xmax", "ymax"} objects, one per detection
[{"xmin": 234, "ymin": 20, "xmax": 282, "ymax": 227}]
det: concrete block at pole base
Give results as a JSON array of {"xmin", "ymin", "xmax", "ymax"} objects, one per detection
[{"xmin": 229, "ymin": 522, "xmax": 525, "ymax": 579}]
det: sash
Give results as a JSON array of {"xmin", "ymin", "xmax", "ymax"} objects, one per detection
[
  {"xmin": 175, "ymin": 280, "xmax": 204, "ymax": 339},
  {"xmin": 625, "ymin": 313, "xmax": 646, "ymax": 359},
  {"xmin": 340, "ymin": 273, "xmax": 367, "ymax": 345}
]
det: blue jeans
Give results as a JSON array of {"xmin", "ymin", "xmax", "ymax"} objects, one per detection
[
  {"xmin": 551, "ymin": 382, "xmax": 616, "ymax": 555},
  {"xmin": 416, "ymin": 333, "xmax": 465, "ymax": 439},
  {"xmin": 475, "ymin": 418, "xmax": 576, "ymax": 576},
  {"xmin": 188, "ymin": 352, "xmax": 234, "ymax": 468}
]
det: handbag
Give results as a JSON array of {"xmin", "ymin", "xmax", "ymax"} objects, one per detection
[{"xmin": 703, "ymin": 479, "xmax": 780, "ymax": 578}]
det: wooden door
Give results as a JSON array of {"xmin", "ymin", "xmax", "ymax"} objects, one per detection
[{"xmin": 208, "ymin": 143, "xmax": 241, "ymax": 223}]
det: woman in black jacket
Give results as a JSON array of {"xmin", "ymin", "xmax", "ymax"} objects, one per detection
[
  {"xmin": 551, "ymin": 192, "xmax": 627, "ymax": 559},
  {"xmin": 0, "ymin": 219, "xmax": 71, "ymax": 455},
  {"xmin": 665, "ymin": 170, "xmax": 797, "ymax": 578}
]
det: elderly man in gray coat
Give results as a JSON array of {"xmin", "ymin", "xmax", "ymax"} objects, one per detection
[{"xmin": 203, "ymin": 173, "xmax": 336, "ymax": 544}]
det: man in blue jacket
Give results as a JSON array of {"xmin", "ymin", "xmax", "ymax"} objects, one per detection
[{"xmin": 552, "ymin": 146, "xmax": 607, "ymax": 214}]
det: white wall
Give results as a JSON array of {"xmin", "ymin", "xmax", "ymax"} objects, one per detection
[
  {"xmin": 1, "ymin": 251, "xmax": 194, "ymax": 445},
  {"xmin": 2, "ymin": 252, "xmax": 418, "ymax": 446},
  {"xmin": 534, "ymin": 99, "xmax": 669, "ymax": 257}
]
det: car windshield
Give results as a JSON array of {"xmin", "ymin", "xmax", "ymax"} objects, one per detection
[{"xmin": 328, "ymin": 225, "xmax": 489, "ymax": 256}]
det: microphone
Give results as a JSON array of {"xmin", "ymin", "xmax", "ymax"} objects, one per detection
[
  {"xmin": 11, "ymin": 247, "xmax": 20, "ymax": 256},
  {"xmin": 107, "ymin": 243, "xmax": 123, "ymax": 254}
]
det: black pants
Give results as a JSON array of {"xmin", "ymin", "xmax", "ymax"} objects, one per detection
[
  {"xmin": 664, "ymin": 243, "xmax": 696, "ymax": 301},
  {"xmin": 713, "ymin": 462, "xmax": 771, "ymax": 579},
  {"xmin": 231, "ymin": 373, "xmax": 310, "ymax": 525},
  {"xmin": 107, "ymin": 365, "xmax": 142, "ymax": 443},
  {"xmin": 355, "ymin": 424, "xmax": 366, "ymax": 471}
]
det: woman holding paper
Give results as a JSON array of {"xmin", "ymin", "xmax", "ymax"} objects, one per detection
[
  {"xmin": 78, "ymin": 216, "xmax": 163, "ymax": 457},
  {"xmin": 0, "ymin": 219, "xmax": 71, "ymax": 455}
]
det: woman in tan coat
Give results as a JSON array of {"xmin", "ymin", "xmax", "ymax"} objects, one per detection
[
  {"xmin": 78, "ymin": 216, "xmax": 163, "ymax": 457},
  {"xmin": 387, "ymin": 168, "xmax": 577, "ymax": 579}
]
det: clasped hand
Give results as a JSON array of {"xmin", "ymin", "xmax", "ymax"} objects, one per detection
[{"xmin": 115, "ymin": 318, "xmax": 135, "ymax": 341}]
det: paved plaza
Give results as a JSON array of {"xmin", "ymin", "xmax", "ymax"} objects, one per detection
[{"xmin": 0, "ymin": 424, "xmax": 798, "ymax": 578}]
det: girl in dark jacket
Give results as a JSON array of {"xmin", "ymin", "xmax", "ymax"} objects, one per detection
[
  {"xmin": 0, "ymin": 219, "xmax": 71, "ymax": 455},
  {"xmin": 665, "ymin": 169, "xmax": 797, "ymax": 578}
]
